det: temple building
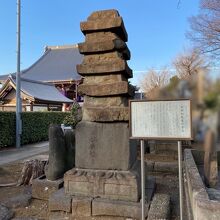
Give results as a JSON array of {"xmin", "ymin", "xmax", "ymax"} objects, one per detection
[{"xmin": 0, "ymin": 45, "xmax": 83, "ymax": 111}]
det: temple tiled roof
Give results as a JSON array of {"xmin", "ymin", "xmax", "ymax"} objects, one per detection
[
  {"xmin": 0, "ymin": 44, "xmax": 83, "ymax": 83},
  {"xmin": 0, "ymin": 75, "xmax": 73, "ymax": 104}
]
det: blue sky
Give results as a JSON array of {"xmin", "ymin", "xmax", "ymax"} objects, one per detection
[{"xmin": 0, "ymin": 0, "xmax": 202, "ymax": 85}]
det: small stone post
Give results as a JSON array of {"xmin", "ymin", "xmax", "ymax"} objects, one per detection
[
  {"xmin": 45, "ymin": 125, "xmax": 67, "ymax": 181},
  {"xmin": 204, "ymin": 129, "xmax": 218, "ymax": 188},
  {"xmin": 64, "ymin": 129, "xmax": 75, "ymax": 170}
]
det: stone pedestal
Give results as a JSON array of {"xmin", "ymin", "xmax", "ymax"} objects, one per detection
[
  {"xmin": 64, "ymin": 161, "xmax": 141, "ymax": 202},
  {"xmin": 75, "ymin": 121, "xmax": 137, "ymax": 170}
]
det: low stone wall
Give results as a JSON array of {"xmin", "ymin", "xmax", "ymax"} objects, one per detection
[{"xmin": 184, "ymin": 149, "xmax": 220, "ymax": 220}]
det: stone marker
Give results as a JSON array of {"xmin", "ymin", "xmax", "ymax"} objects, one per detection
[
  {"xmin": 45, "ymin": 125, "xmax": 66, "ymax": 181},
  {"xmin": 64, "ymin": 129, "xmax": 75, "ymax": 170},
  {"xmin": 204, "ymin": 129, "xmax": 218, "ymax": 188}
]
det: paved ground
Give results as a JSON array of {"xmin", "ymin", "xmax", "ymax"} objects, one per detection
[{"xmin": 0, "ymin": 142, "xmax": 49, "ymax": 165}]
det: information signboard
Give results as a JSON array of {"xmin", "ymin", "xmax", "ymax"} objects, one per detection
[{"xmin": 130, "ymin": 99, "xmax": 192, "ymax": 140}]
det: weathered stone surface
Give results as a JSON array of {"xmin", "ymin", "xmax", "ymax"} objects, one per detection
[
  {"xmin": 92, "ymin": 198, "xmax": 148, "ymax": 219},
  {"xmin": 82, "ymin": 106, "xmax": 129, "ymax": 122},
  {"xmin": 147, "ymin": 194, "xmax": 170, "ymax": 220},
  {"xmin": 64, "ymin": 129, "xmax": 75, "ymax": 170},
  {"xmin": 75, "ymin": 121, "xmax": 137, "ymax": 170},
  {"xmin": 207, "ymin": 188, "xmax": 220, "ymax": 201},
  {"xmin": 49, "ymin": 188, "xmax": 72, "ymax": 212},
  {"xmin": 2, "ymin": 193, "xmax": 31, "ymax": 208},
  {"xmin": 83, "ymin": 74, "xmax": 127, "ymax": 84},
  {"xmin": 76, "ymin": 59, "xmax": 132, "ymax": 78},
  {"xmin": 84, "ymin": 96, "xmax": 128, "ymax": 107},
  {"xmin": 0, "ymin": 205, "xmax": 14, "ymax": 220},
  {"xmin": 71, "ymin": 216, "xmax": 131, "ymax": 220},
  {"xmin": 72, "ymin": 196, "xmax": 92, "ymax": 217},
  {"xmin": 153, "ymin": 161, "xmax": 178, "ymax": 174},
  {"xmin": 49, "ymin": 211, "xmax": 71, "ymax": 220},
  {"xmin": 64, "ymin": 162, "xmax": 141, "ymax": 202},
  {"xmin": 45, "ymin": 125, "xmax": 66, "ymax": 181},
  {"xmin": 78, "ymin": 81, "xmax": 135, "ymax": 97},
  {"xmin": 12, "ymin": 218, "xmax": 38, "ymax": 220},
  {"xmin": 81, "ymin": 11, "xmax": 128, "ymax": 42},
  {"xmin": 88, "ymin": 9, "xmax": 119, "ymax": 21},
  {"xmin": 204, "ymin": 130, "xmax": 218, "ymax": 188},
  {"xmin": 146, "ymin": 176, "xmax": 156, "ymax": 203},
  {"xmin": 85, "ymin": 32, "xmax": 119, "ymax": 43},
  {"xmin": 82, "ymin": 52, "xmax": 124, "ymax": 63},
  {"xmin": 78, "ymin": 39, "xmax": 130, "ymax": 60},
  {"xmin": 32, "ymin": 175, "xmax": 63, "ymax": 200}
]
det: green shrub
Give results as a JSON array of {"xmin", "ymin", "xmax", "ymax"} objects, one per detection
[
  {"xmin": 0, "ymin": 111, "xmax": 70, "ymax": 148},
  {"xmin": 63, "ymin": 102, "xmax": 82, "ymax": 128},
  {"xmin": 0, "ymin": 112, "xmax": 16, "ymax": 147}
]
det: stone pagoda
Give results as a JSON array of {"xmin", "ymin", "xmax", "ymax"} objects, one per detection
[{"xmin": 56, "ymin": 9, "xmax": 152, "ymax": 219}]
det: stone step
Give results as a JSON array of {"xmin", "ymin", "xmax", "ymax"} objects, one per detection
[
  {"xmin": 146, "ymin": 161, "xmax": 178, "ymax": 174},
  {"xmin": 147, "ymin": 193, "xmax": 171, "ymax": 220}
]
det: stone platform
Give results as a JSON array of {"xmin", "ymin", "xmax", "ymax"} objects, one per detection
[
  {"xmin": 64, "ymin": 161, "xmax": 141, "ymax": 202},
  {"xmin": 32, "ymin": 175, "xmax": 63, "ymax": 200},
  {"xmin": 49, "ymin": 176, "xmax": 155, "ymax": 220}
]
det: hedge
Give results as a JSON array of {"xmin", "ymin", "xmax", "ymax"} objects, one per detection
[{"xmin": 0, "ymin": 111, "xmax": 70, "ymax": 148}]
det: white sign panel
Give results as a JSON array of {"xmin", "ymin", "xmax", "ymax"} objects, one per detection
[{"xmin": 130, "ymin": 100, "xmax": 192, "ymax": 140}]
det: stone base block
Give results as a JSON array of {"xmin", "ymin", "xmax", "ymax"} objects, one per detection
[
  {"xmin": 75, "ymin": 121, "xmax": 137, "ymax": 170},
  {"xmin": 72, "ymin": 217, "xmax": 131, "ymax": 220},
  {"xmin": 49, "ymin": 188, "xmax": 72, "ymax": 212},
  {"xmin": 49, "ymin": 211, "xmax": 71, "ymax": 220},
  {"xmin": 92, "ymin": 198, "xmax": 149, "ymax": 219},
  {"xmin": 147, "ymin": 194, "xmax": 170, "ymax": 220},
  {"xmin": 72, "ymin": 196, "xmax": 92, "ymax": 217},
  {"xmin": 32, "ymin": 175, "xmax": 63, "ymax": 200},
  {"xmin": 64, "ymin": 162, "xmax": 141, "ymax": 202}
]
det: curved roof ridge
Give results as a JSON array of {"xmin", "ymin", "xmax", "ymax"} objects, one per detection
[
  {"xmin": 10, "ymin": 74, "xmax": 54, "ymax": 86},
  {"xmin": 21, "ymin": 49, "xmax": 51, "ymax": 76}
]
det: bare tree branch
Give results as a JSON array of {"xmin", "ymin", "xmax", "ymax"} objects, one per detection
[
  {"xmin": 140, "ymin": 67, "xmax": 170, "ymax": 99},
  {"xmin": 187, "ymin": 0, "xmax": 220, "ymax": 59},
  {"xmin": 173, "ymin": 48, "xmax": 209, "ymax": 79}
]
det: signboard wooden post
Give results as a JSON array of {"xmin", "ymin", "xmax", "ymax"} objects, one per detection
[{"xmin": 129, "ymin": 99, "xmax": 192, "ymax": 220}]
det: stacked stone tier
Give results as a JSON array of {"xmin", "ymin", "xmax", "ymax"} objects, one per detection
[
  {"xmin": 76, "ymin": 59, "xmax": 132, "ymax": 78},
  {"xmin": 78, "ymin": 38, "xmax": 130, "ymax": 60},
  {"xmin": 77, "ymin": 9, "xmax": 133, "ymax": 123},
  {"xmin": 80, "ymin": 10, "xmax": 128, "ymax": 42},
  {"xmin": 82, "ymin": 106, "xmax": 129, "ymax": 122},
  {"xmin": 78, "ymin": 81, "xmax": 135, "ymax": 97}
]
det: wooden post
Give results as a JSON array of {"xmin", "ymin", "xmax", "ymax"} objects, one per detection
[{"xmin": 30, "ymin": 103, "xmax": 33, "ymax": 111}]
